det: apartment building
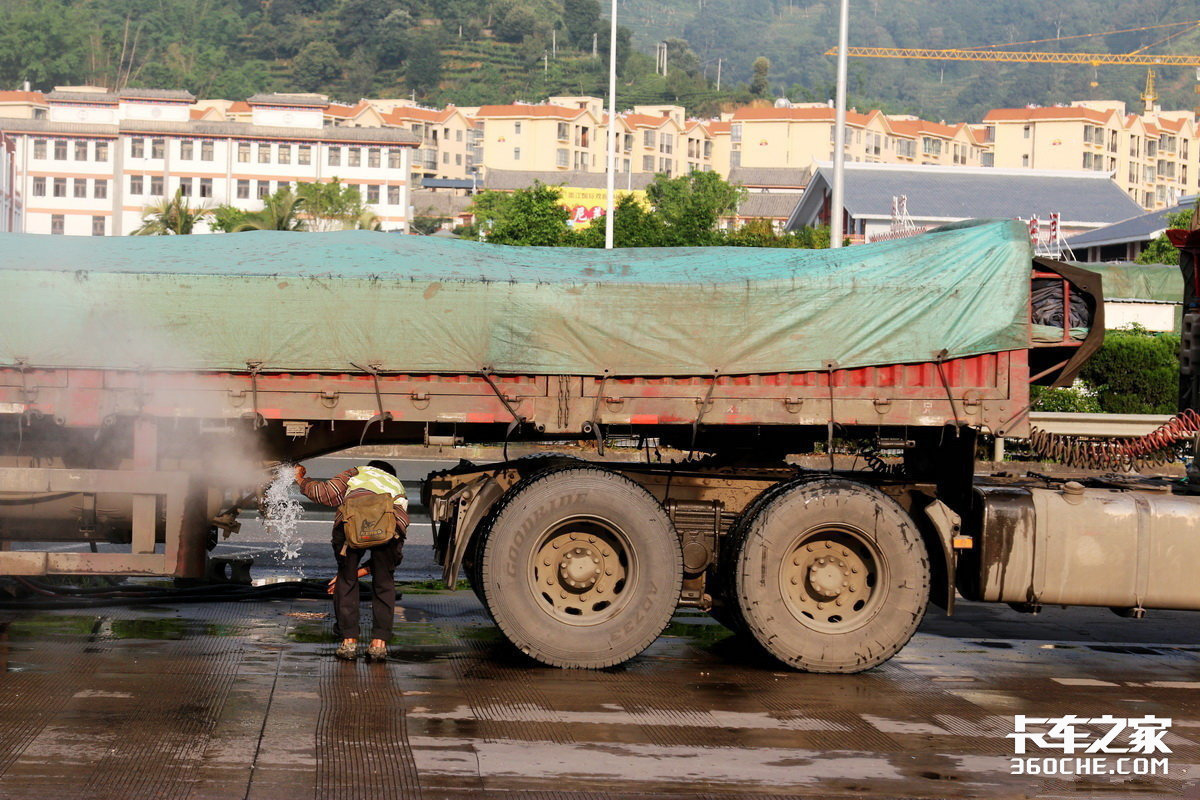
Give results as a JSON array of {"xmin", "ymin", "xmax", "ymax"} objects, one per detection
[
  {"xmin": 473, "ymin": 102, "xmax": 606, "ymax": 174},
  {"xmin": 378, "ymin": 105, "xmax": 477, "ymax": 184},
  {"xmin": 983, "ymin": 101, "xmax": 1200, "ymax": 210},
  {"xmin": 728, "ymin": 105, "xmax": 990, "ymax": 171},
  {"xmin": 0, "ymin": 89, "xmax": 417, "ymax": 235},
  {"xmin": 0, "ymin": 90, "xmax": 47, "ymax": 119}
]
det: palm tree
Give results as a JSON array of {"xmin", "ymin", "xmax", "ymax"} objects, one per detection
[
  {"xmin": 132, "ymin": 189, "xmax": 210, "ymax": 235},
  {"xmin": 352, "ymin": 208, "xmax": 382, "ymax": 231},
  {"xmin": 234, "ymin": 187, "xmax": 307, "ymax": 232}
]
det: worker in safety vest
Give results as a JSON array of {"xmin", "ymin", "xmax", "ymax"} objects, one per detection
[{"xmin": 295, "ymin": 460, "xmax": 409, "ymax": 662}]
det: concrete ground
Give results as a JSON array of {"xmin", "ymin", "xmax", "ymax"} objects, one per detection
[{"xmin": 0, "ymin": 455, "xmax": 1197, "ymax": 799}]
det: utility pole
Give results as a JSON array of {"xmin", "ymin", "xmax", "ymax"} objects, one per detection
[
  {"xmin": 552, "ymin": 29, "xmax": 557, "ymax": 58},
  {"xmin": 593, "ymin": 33, "xmax": 598, "ymax": 59},
  {"xmin": 716, "ymin": 58, "xmax": 722, "ymax": 91},
  {"xmin": 830, "ymin": 0, "xmax": 849, "ymax": 248},
  {"xmin": 605, "ymin": 0, "xmax": 618, "ymax": 249}
]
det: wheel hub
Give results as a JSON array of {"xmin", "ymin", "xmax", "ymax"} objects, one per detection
[
  {"xmin": 559, "ymin": 545, "xmax": 602, "ymax": 589},
  {"xmin": 779, "ymin": 529, "xmax": 879, "ymax": 632},
  {"xmin": 531, "ymin": 521, "xmax": 631, "ymax": 625}
]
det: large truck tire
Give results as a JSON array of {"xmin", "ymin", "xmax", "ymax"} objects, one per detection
[
  {"xmin": 478, "ymin": 466, "xmax": 683, "ymax": 668},
  {"xmin": 728, "ymin": 477, "xmax": 929, "ymax": 673}
]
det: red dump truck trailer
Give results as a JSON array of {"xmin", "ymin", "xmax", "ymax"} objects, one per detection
[{"xmin": 2, "ymin": 219, "xmax": 1199, "ymax": 672}]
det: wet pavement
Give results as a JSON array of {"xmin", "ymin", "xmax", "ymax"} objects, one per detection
[{"xmin": 0, "ymin": 590, "xmax": 1196, "ymax": 800}]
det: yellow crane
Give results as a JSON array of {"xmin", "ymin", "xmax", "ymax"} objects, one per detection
[{"xmin": 826, "ymin": 19, "xmax": 1200, "ymax": 65}]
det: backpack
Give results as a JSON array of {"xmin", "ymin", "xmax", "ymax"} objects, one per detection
[{"xmin": 340, "ymin": 491, "xmax": 398, "ymax": 550}]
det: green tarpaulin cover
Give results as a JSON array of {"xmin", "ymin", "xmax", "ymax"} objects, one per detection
[
  {"xmin": 0, "ymin": 219, "xmax": 1033, "ymax": 376},
  {"xmin": 1068, "ymin": 261, "xmax": 1180, "ymax": 303}
]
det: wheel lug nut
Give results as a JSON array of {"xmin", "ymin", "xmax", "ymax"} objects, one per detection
[
  {"xmin": 848, "ymin": 586, "xmax": 856, "ymax": 592},
  {"xmin": 587, "ymin": 536, "xmax": 595, "ymax": 543},
  {"xmin": 605, "ymin": 570, "xmax": 613, "ymax": 576},
  {"xmin": 817, "ymin": 602, "xmax": 824, "ymax": 609},
  {"xmin": 825, "ymin": 542, "xmax": 831, "ymax": 549},
  {"xmin": 835, "ymin": 599, "xmax": 843, "ymax": 606},
  {"xmin": 806, "ymin": 545, "xmax": 814, "ymax": 552},
  {"xmin": 793, "ymin": 556, "xmax": 802, "ymax": 566},
  {"xmin": 790, "ymin": 577, "xmax": 798, "ymax": 585},
  {"xmin": 851, "ymin": 567, "xmax": 858, "ymax": 574}
]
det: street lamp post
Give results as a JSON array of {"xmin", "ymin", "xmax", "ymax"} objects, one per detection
[
  {"xmin": 830, "ymin": 0, "xmax": 849, "ymax": 248},
  {"xmin": 604, "ymin": 0, "xmax": 618, "ymax": 249}
]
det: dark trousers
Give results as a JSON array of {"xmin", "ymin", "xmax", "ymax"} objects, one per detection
[{"xmin": 331, "ymin": 523, "xmax": 404, "ymax": 641}]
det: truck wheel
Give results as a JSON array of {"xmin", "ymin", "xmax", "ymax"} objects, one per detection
[
  {"xmin": 730, "ymin": 477, "xmax": 929, "ymax": 673},
  {"xmin": 478, "ymin": 466, "xmax": 683, "ymax": 668}
]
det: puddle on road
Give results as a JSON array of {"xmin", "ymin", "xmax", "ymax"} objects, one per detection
[{"xmin": 660, "ymin": 621, "xmax": 734, "ymax": 647}]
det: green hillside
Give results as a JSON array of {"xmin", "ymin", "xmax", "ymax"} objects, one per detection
[{"xmin": 1, "ymin": 0, "xmax": 1197, "ymax": 121}]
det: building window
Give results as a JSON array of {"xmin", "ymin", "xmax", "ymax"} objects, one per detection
[
  {"xmin": 131, "ymin": 138, "xmax": 145, "ymax": 158},
  {"xmin": 366, "ymin": 185, "xmax": 380, "ymax": 203},
  {"xmin": 368, "ymin": 148, "xmax": 380, "ymax": 168},
  {"xmin": 643, "ymin": 155, "xmax": 655, "ymax": 171},
  {"xmin": 238, "ymin": 142, "xmax": 250, "ymax": 162},
  {"xmin": 348, "ymin": 148, "xmax": 361, "ymax": 167},
  {"xmin": 53, "ymin": 178, "xmax": 66, "ymax": 197},
  {"xmin": 200, "ymin": 177, "xmax": 213, "ymax": 198},
  {"xmin": 455, "ymin": 153, "xmax": 462, "ymax": 165},
  {"xmin": 51, "ymin": 214, "xmax": 64, "ymax": 235},
  {"xmin": 387, "ymin": 149, "xmax": 401, "ymax": 169},
  {"xmin": 442, "ymin": 151, "xmax": 449, "ymax": 164},
  {"xmin": 514, "ymin": 121, "xmax": 522, "ymax": 135},
  {"xmin": 299, "ymin": 145, "xmax": 312, "ymax": 165},
  {"xmin": 257, "ymin": 181, "xmax": 269, "ymax": 199},
  {"xmin": 278, "ymin": 144, "xmax": 291, "ymax": 164},
  {"xmin": 151, "ymin": 138, "xmax": 165, "ymax": 159},
  {"xmin": 92, "ymin": 216, "xmax": 105, "ymax": 236},
  {"xmin": 32, "ymin": 177, "xmax": 45, "ymax": 196},
  {"xmin": 704, "ymin": 140, "xmax": 712, "ymax": 158},
  {"xmin": 387, "ymin": 185, "xmax": 400, "ymax": 205},
  {"xmin": 150, "ymin": 175, "xmax": 163, "ymax": 195},
  {"xmin": 513, "ymin": 147, "xmax": 520, "ymax": 160},
  {"xmin": 94, "ymin": 179, "xmax": 107, "ymax": 199},
  {"xmin": 236, "ymin": 179, "xmax": 249, "ymax": 198},
  {"xmin": 643, "ymin": 130, "xmax": 656, "ymax": 148},
  {"xmin": 328, "ymin": 146, "xmax": 341, "ymax": 166},
  {"xmin": 179, "ymin": 178, "xmax": 192, "ymax": 197},
  {"xmin": 75, "ymin": 141, "xmax": 87, "ymax": 160},
  {"xmin": 660, "ymin": 134, "xmax": 673, "ymax": 154},
  {"xmin": 96, "ymin": 141, "xmax": 109, "ymax": 162},
  {"xmin": 258, "ymin": 143, "xmax": 271, "ymax": 163},
  {"xmin": 1021, "ymin": 154, "xmax": 1029, "ymax": 167},
  {"xmin": 201, "ymin": 140, "xmax": 214, "ymax": 161},
  {"xmin": 556, "ymin": 148, "xmax": 569, "ymax": 167},
  {"xmin": 73, "ymin": 178, "xmax": 86, "ymax": 198},
  {"xmin": 557, "ymin": 122, "xmax": 569, "ymax": 141},
  {"xmin": 130, "ymin": 175, "xmax": 143, "ymax": 195},
  {"xmin": 33, "ymin": 139, "xmax": 46, "ymax": 159},
  {"xmin": 1082, "ymin": 152, "xmax": 1092, "ymax": 169},
  {"xmin": 1022, "ymin": 125, "xmax": 1031, "ymax": 139},
  {"xmin": 456, "ymin": 129, "xmax": 463, "ymax": 142},
  {"xmin": 180, "ymin": 140, "xmax": 194, "ymax": 160},
  {"xmin": 54, "ymin": 140, "xmax": 67, "ymax": 159}
]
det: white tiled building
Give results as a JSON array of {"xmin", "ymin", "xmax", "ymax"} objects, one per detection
[{"xmin": 0, "ymin": 89, "xmax": 418, "ymax": 235}]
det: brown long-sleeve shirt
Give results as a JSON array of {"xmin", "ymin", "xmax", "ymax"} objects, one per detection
[{"xmin": 298, "ymin": 467, "xmax": 410, "ymax": 535}]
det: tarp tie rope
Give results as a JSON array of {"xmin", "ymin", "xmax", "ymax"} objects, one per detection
[
  {"xmin": 935, "ymin": 350, "xmax": 962, "ymax": 435},
  {"xmin": 589, "ymin": 372, "xmax": 610, "ymax": 457},
  {"xmin": 350, "ymin": 362, "xmax": 393, "ymax": 445},
  {"xmin": 479, "ymin": 367, "xmax": 525, "ymax": 460},
  {"xmin": 825, "ymin": 361, "xmax": 837, "ymax": 472},
  {"xmin": 688, "ymin": 371, "xmax": 719, "ymax": 460},
  {"xmin": 246, "ymin": 361, "xmax": 263, "ymax": 429}
]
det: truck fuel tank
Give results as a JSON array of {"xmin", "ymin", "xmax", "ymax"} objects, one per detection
[{"xmin": 972, "ymin": 483, "xmax": 1200, "ymax": 611}]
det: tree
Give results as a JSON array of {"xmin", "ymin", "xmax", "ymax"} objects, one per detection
[
  {"xmin": 132, "ymin": 190, "xmax": 210, "ymax": 235},
  {"xmin": 210, "ymin": 204, "xmax": 249, "ymax": 233},
  {"xmin": 645, "ymin": 171, "xmax": 745, "ymax": 246},
  {"xmin": 291, "ymin": 40, "xmax": 341, "ymax": 92},
  {"xmin": 496, "ymin": 4, "xmax": 538, "ymax": 43},
  {"xmin": 569, "ymin": 194, "xmax": 667, "ymax": 248},
  {"xmin": 1079, "ymin": 326, "xmax": 1180, "ymax": 414},
  {"xmin": 234, "ymin": 187, "xmax": 306, "ymax": 231},
  {"xmin": 405, "ymin": 32, "xmax": 442, "ymax": 95},
  {"xmin": 296, "ymin": 179, "xmax": 370, "ymax": 231},
  {"xmin": 481, "ymin": 183, "xmax": 571, "ymax": 246},
  {"xmin": 412, "ymin": 214, "xmax": 451, "ymax": 235},
  {"xmin": 1136, "ymin": 206, "xmax": 1195, "ymax": 266},
  {"xmin": 750, "ymin": 56, "xmax": 770, "ymax": 96}
]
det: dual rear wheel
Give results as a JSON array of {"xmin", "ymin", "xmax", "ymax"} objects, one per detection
[{"xmin": 472, "ymin": 468, "xmax": 929, "ymax": 672}]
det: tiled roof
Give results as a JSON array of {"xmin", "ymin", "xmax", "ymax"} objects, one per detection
[
  {"xmin": 227, "ymin": 101, "xmax": 251, "ymax": 114},
  {"xmin": 383, "ymin": 105, "xmax": 456, "ymax": 124},
  {"xmin": 410, "ymin": 190, "xmax": 475, "ymax": 216},
  {"xmin": 790, "ymin": 163, "xmax": 1144, "ymax": 230},
  {"xmin": 983, "ymin": 106, "xmax": 1114, "ymax": 124},
  {"xmin": 484, "ymin": 169, "xmax": 655, "ymax": 191},
  {"xmin": 246, "ymin": 93, "xmax": 329, "ymax": 108},
  {"xmin": 621, "ymin": 113, "xmax": 672, "ymax": 128},
  {"xmin": 1067, "ymin": 195, "xmax": 1199, "ymax": 248},
  {"xmin": 0, "ymin": 91, "xmax": 46, "ymax": 104},
  {"xmin": 474, "ymin": 104, "xmax": 586, "ymax": 120},
  {"xmin": 728, "ymin": 166, "xmax": 810, "ymax": 188},
  {"xmin": 47, "ymin": 90, "xmax": 118, "ymax": 104},
  {"xmin": 732, "ymin": 107, "xmax": 872, "ymax": 126},
  {"xmin": 705, "ymin": 120, "xmax": 731, "ymax": 134},
  {"xmin": 119, "ymin": 88, "xmax": 195, "ymax": 102},
  {"xmin": 0, "ymin": 116, "xmax": 419, "ymax": 144},
  {"xmin": 735, "ymin": 193, "xmax": 802, "ymax": 219}
]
